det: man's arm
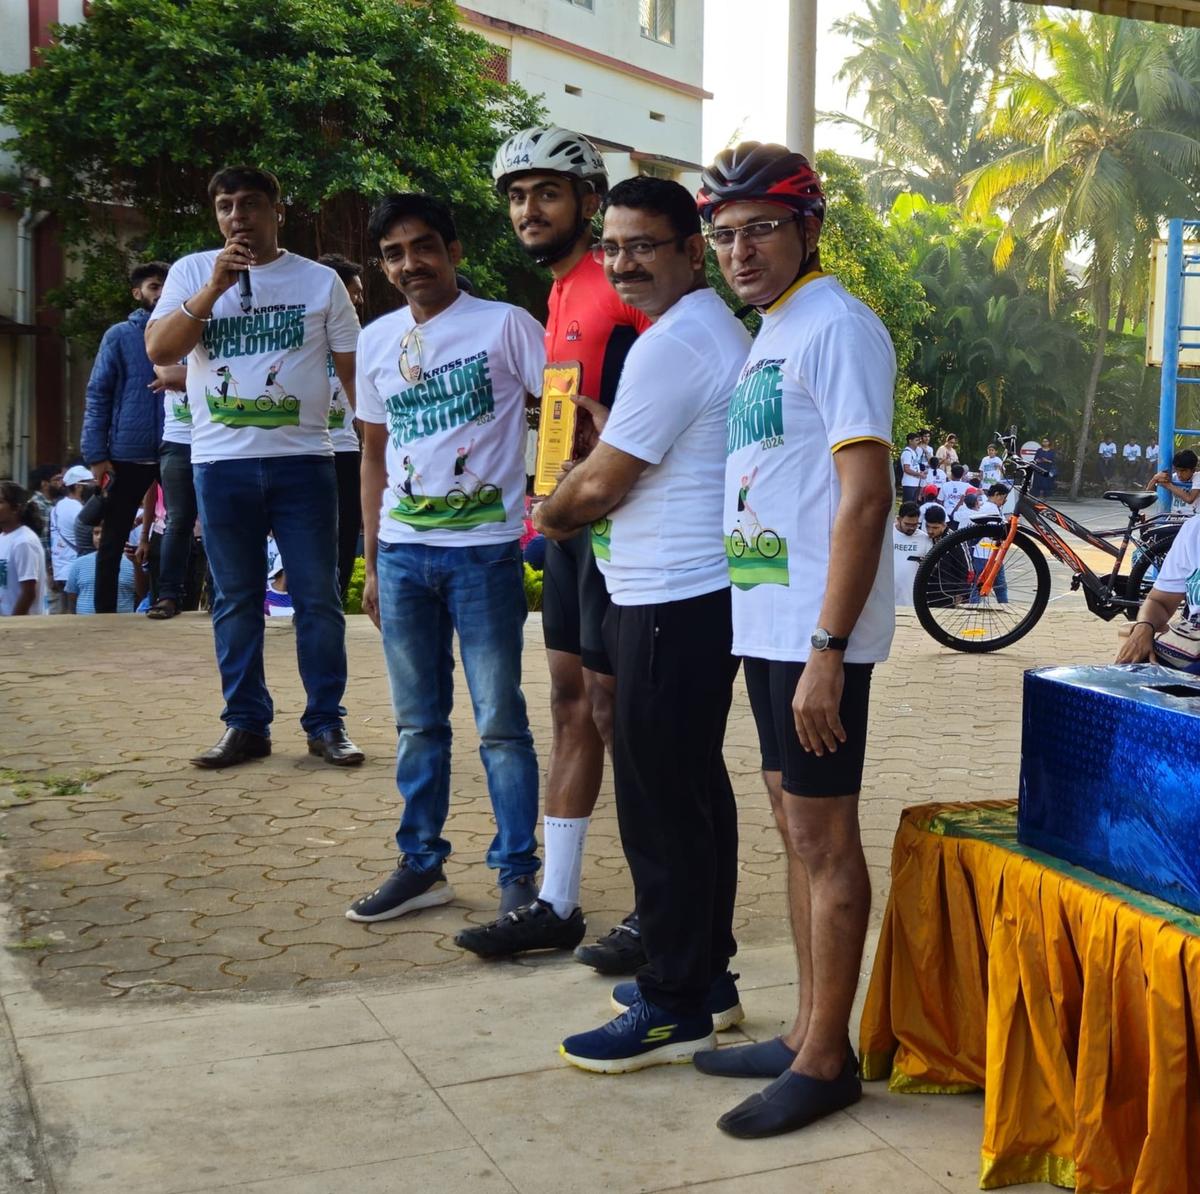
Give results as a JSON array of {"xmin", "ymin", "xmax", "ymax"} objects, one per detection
[
  {"xmin": 81, "ymin": 326, "xmax": 119, "ymax": 476},
  {"xmin": 145, "ymin": 244, "xmax": 248, "ymax": 365},
  {"xmin": 152, "ymin": 363, "xmax": 188, "ymax": 391},
  {"xmin": 792, "ymin": 440, "xmax": 894, "ymax": 755},
  {"xmin": 11, "ymin": 579, "xmax": 37, "ymax": 616},
  {"xmin": 533, "ymin": 442, "xmax": 648, "ymax": 540},
  {"xmin": 1116, "ymin": 586, "xmax": 1185, "ymax": 663},
  {"xmin": 360, "ymin": 422, "xmax": 388, "ymax": 629},
  {"xmin": 331, "ymin": 352, "xmax": 356, "ymax": 412}
]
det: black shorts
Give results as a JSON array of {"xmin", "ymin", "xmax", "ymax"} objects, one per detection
[
  {"xmin": 743, "ymin": 657, "xmax": 874, "ymax": 797},
  {"xmin": 542, "ymin": 530, "xmax": 613, "ymax": 675}
]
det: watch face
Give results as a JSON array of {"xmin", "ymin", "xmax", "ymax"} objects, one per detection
[{"xmin": 811, "ymin": 629, "xmax": 829, "ymax": 651}]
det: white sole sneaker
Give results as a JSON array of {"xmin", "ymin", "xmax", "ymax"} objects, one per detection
[
  {"xmin": 344, "ymin": 881, "xmax": 455, "ymax": 923},
  {"xmin": 558, "ymin": 1031, "xmax": 717, "ymax": 1074},
  {"xmin": 609, "ymin": 993, "xmax": 746, "ymax": 1033}
]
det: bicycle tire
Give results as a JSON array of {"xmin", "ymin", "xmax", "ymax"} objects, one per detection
[
  {"xmin": 730, "ymin": 529, "xmax": 747, "ymax": 558},
  {"xmin": 254, "ymin": 395, "xmax": 274, "ymax": 412},
  {"xmin": 281, "ymin": 395, "xmax": 300, "ymax": 413},
  {"xmin": 477, "ymin": 483, "xmax": 500, "ymax": 506},
  {"xmin": 445, "ymin": 488, "xmax": 468, "ymax": 511},
  {"xmin": 1127, "ymin": 524, "xmax": 1182, "ymax": 612},
  {"xmin": 913, "ymin": 524, "xmax": 1050, "ymax": 653},
  {"xmin": 756, "ymin": 529, "xmax": 781, "ymax": 558}
]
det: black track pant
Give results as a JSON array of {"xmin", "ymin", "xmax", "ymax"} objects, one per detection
[{"xmin": 603, "ymin": 586, "xmax": 740, "ymax": 1016}]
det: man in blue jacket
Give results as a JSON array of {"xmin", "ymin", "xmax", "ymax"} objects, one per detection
[{"xmin": 81, "ymin": 262, "xmax": 170, "ymax": 613}]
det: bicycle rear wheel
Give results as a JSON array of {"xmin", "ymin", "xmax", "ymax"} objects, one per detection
[
  {"xmin": 1127, "ymin": 524, "xmax": 1183, "ymax": 611},
  {"xmin": 913, "ymin": 524, "xmax": 1050, "ymax": 652}
]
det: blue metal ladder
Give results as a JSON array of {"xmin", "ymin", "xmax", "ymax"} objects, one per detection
[{"xmin": 1157, "ymin": 218, "xmax": 1200, "ymax": 511}]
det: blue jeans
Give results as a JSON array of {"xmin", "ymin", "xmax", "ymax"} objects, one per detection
[
  {"xmin": 193, "ymin": 454, "xmax": 347, "ymax": 738},
  {"xmin": 159, "ymin": 441, "xmax": 197, "ymax": 604},
  {"xmin": 970, "ymin": 559, "xmax": 1008, "ymax": 603},
  {"xmin": 376, "ymin": 539, "xmax": 538, "ymax": 886}
]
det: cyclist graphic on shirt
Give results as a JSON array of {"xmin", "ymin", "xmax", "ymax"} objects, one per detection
[
  {"xmin": 736, "ymin": 466, "xmax": 759, "ymax": 530},
  {"xmin": 454, "ymin": 440, "xmax": 481, "ymax": 489}
]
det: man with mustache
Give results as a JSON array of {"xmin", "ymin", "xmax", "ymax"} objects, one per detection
[
  {"xmin": 455, "ymin": 129, "xmax": 650, "ymax": 971},
  {"xmin": 348, "ymin": 193, "xmax": 544, "ymax": 924}
]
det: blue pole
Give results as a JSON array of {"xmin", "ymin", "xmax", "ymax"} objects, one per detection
[{"xmin": 1158, "ymin": 220, "xmax": 1184, "ymax": 513}]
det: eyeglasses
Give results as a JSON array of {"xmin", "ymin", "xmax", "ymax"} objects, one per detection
[
  {"xmin": 399, "ymin": 325, "xmax": 423, "ymax": 384},
  {"xmin": 704, "ymin": 214, "xmax": 798, "ymax": 251},
  {"xmin": 591, "ymin": 237, "xmax": 680, "ymax": 265}
]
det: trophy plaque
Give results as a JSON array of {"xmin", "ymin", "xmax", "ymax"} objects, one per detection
[{"xmin": 534, "ymin": 361, "xmax": 582, "ymax": 496}]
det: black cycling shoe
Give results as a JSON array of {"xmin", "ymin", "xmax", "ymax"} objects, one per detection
[
  {"xmin": 455, "ymin": 899, "xmax": 586, "ymax": 959},
  {"xmin": 573, "ymin": 911, "xmax": 647, "ymax": 975}
]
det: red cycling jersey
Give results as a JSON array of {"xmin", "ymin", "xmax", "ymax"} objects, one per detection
[{"xmin": 544, "ymin": 251, "xmax": 650, "ymax": 411}]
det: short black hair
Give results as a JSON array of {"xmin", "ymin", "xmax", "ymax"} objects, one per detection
[
  {"xmin": 318, "ymin": 254, "xmax": 363, "ymax": 285},
  {"xmin": 28, "ymin": 464, "xmax": 57, "ymax": 489},
  {"xmin": 987, "ymin": 482, "xmax": 1009, "ymax": 497},
  {"xmin": 951, "ymin": 463, "xmax": 965, "ymax": 479},
  {"xmin": 208, "ymin": 166, "xmax": 281, "ymax": 205},
  {"xmin": 898, "ymin": 501, "xmax": 920, "ymax": 518},
  {"xmin": 1173, "ymin": 449, "xmax": 1198, "ymax": 470},
  {"xmin": 905, "ymin": 431, "xmax": 921, "ymax": 444},
  {"xmin": 603, "ymin": 176, "xmax": 701, "ymax": 241},
  {"xmin": 367, "ymin": 194, "xmax": 457, "ymax": 252},
  {"xmin": 925, "ymin": 506, "xmax": 947, "ymax": 524},
  {"xmin": 130, "ymin": 261, "xmax": 170, "ymax": 288}
]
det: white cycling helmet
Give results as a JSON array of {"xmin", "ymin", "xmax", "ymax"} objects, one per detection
[{"xmin": 492, "ymin": 126, "xmax": 608, "ymax": 196}]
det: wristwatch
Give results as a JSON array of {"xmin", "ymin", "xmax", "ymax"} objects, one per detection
[{"xmin": 810, "ymin": 628, "xmax": 849, "ymax": 652}]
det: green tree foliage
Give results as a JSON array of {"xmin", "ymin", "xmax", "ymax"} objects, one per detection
[
  {"xmin": 705, "ymin": 151, "xmax": 929, "ymax": 443},
  {"xmin": 963, "ymin": 15, "xmax": 1200, "ymax": 495},
  {"xmin": 826, "ymin": 0, "xmax": 1026, "ymax": 208},
  {"xmin": 0, "ymin": 0, "xmax": 545, "ymax": 350}
]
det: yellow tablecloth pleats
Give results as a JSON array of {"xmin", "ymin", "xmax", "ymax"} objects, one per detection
[{"xmin": 860, "ymin": 802, "xmax": 1200, "ymax": 1192}]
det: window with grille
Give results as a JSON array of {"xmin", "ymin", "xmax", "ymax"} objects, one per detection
[
  {"xmin": 639, "ymin": 163, "xmax": 678, "ymax": 182},
  {"xmin": 481, "ymin": 46, "xmax": 510, "ymax": 84},
  {"xmin": 639, "ymin": 0, "xmax": 675, "ymax": 45},
  {"xmin": 563, "ymin": 0, "xmax": 594, "ymax": 10}
]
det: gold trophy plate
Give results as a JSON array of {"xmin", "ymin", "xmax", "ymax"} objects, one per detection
[{"xmin": 534, "ymin": 362, "xmax": 581, "ymax": 496}]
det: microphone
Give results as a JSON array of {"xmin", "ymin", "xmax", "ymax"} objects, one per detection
[{"xmin": 238, "ymin": 268, "xmax": 253, "ymax": 313}]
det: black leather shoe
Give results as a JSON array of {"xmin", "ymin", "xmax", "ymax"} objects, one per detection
[
  {"xmin": 190, "ymin": 728, "xmax": 271, "ymax": 769},
  {"xmin": 307, "ymin": 727, "xmax": 365, "ymax": 766}
]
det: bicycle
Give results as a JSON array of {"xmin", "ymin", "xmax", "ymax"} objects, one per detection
[
  {"xmin": 729, "ymin": 519, "xmax": 782, "ymax": 559},
  {"xmin": 912, "ymin": 431, "xmax": 1183, "ymax": 652},
  {"xmin": 446, "ymin": 482, "xmax": 500, "ymax": 512}
]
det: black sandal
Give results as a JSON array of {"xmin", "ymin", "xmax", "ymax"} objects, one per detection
[{"xmin": 146, "ymin": 599, "xmax": 179, "ymax": 620}]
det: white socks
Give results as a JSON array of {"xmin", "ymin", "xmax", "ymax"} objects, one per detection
[{"xmin": 539, "ymin": 816, "xmax": 590, "ymax": 919}]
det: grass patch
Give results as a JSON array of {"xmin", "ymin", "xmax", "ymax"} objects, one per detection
[{"xmin": 5, "ymin": 937, "xmax": 52, "ymax": 951}]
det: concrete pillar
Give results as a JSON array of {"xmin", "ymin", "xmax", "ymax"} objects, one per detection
[{"xmin": 786, "ymin": 0, "xmax": 818, "ymax": 158}]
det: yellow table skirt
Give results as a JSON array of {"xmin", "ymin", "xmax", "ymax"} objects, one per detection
[{"xmin": 859, "ymin": 801, "xmax": 1200, "ymax": 1193}]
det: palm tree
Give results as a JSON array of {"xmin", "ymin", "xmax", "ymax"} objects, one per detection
[
  {"xmin": 825, "ymin": 0, "xmax": 1026, "ymax": 209},
  {"xmin": 962, "ymin": 15, "xmax": 1200, "ymax": 497}
]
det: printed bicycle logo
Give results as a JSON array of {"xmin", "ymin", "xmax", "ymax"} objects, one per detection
[
  {"xmin": 205, "ymin": 361, "xmax": 301, "ymax": 429},
  {"xmin": 388, "ymin": 440, "xmax": 506, "ymax": 532},
  {"xmin": 726, "ymin": 465, "xmax": 789, "ymax": 589}
]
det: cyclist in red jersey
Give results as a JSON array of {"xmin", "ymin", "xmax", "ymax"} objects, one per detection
[{"xmin": 455, "ymin": 127, "xmax": 650, "ymax": 967}]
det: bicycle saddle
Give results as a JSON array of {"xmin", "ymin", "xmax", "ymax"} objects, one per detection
[{"xmin": 1103, "ymin": 491, "xmax": 1158, "ymax": 512}]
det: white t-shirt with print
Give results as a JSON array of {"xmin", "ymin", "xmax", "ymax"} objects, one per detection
[
  {"xmin": 941, "ymin": 479, "xmax": 970, "ymax": 514},
  {"xmin": 1147, "ymin": 444, "xmax": 1159, "ymax": 465},
  {"xmin": 1123, "ymin": 443, "xmax": 1142, "ymax": 465},
  {"xmin": 162, "ymin": 388, "xmax": 192, "ymax": 445},
  {"xmin": 980, "ymin": 455, "xmax": 1004, "ymax": 484},
  {"xmin": 597, "ymin": 289, "xmax": 749, "ymax": 607},
  {"xmin": 357, "ymin": 292, "xmax": 545, "ymax": 547},
  {"xmin": 899, "ymin": 445, "xmax": 925, "ymax": 487},
  {"xmin": 953, "ymin": 501, "xmax": 981, "ymax": 529},
  {"xmin": 971, "ymin": 500, "xmax": 1005, "ymax": 557},
  {"xmin": 924, "ymin": 465, "xmax": 947, "ymax": 493},
  {"xmin": 892, "ymin": 525, "xmax": 931, "ymax": 607},
  {"xmin": 1099, "ymin": 441, "xmax": 1117, "ymax": 459},
  {"xmin": 919, "ymin": 500, "xmax": 946, "ymax": 530},
  {"xmin": 326, "ymin": 352, "xmax": 360, "ymax": 452},
  {"xmin": 49, "ymin": 497, "xmax": 81, "ymax": 581},
  {"xmin": 1169, "ymin": 472, "xmax": 1197, "ymax": 517},
  {"xmin": 1153, "ymin": 512, "xmax": 1200, "ymax": 618},
  {"xmin": 153, "ymin": 250, "xmax": 360, "ymax": 465},
  {"xmin": 0, "ymin": 525, "xmax": 47, "ymax": 615},
  {"xmin": 725, "ymin": 274, "xmax": 896, "ymax": 663}
]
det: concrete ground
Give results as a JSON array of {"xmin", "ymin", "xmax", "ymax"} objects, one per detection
[{"xmin": 0, "ymin": 600, "xmax": 1128, "ymax": 1193}]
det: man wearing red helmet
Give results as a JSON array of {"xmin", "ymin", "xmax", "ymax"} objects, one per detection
[{"xmin": 692, "ymin": 143, "xmax": 897, "ymax": 1138}]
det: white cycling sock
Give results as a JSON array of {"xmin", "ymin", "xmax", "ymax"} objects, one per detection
[{"xmin": 539, "ymin": 816, "xmax": 589, "ymax": 919}]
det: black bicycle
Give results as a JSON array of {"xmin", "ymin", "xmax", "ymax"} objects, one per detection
[{"xmin": 912, "ymin": 432, "xmax": 1183, "ymax": 652}]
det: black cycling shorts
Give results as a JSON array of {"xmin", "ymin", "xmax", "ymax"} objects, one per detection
[
  {"xmin": 743, "ymin": 657, "xmax": 874, "ymax": 797},
  {"xmin": 541, "ymin": 530, "xmax": 613, "ymax": 675}
]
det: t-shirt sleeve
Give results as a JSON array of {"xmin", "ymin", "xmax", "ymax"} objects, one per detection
[
  {"xmin": 1153, "ymin": 520, "xmax": 1200, "ymax": 594},
  {"xmin": 504, "ymin": 308, "xmax": 547, "ymax": 397},
  {"xmin": 9, "ymin": 538, "xmax": 41, "ymax": 584},
  {"xmin": 150, "ymin": 255, "xmax": 201, "ymax": 326},
  {"xmin": 354, "ymin": 332, "xmax": 387, "ymax": 426},
  {"xmin": 324, "ymin": 273, "xmax": 361, "ymax": 354},
  {"xmin": 601, "ymin": 332, "xmax": 706, "ymax": 466},
  {"xmin": 801, "ymin": 308, "xmax": 896, "ymax": 452},
  {"xmin": 65, "ymin": 559, "xmax": 80, "ymax": 595}
]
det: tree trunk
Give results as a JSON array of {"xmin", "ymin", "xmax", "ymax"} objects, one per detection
[{"xmin": 1070, "ymin": 275, "xmax": 1111, "ymax": 499}]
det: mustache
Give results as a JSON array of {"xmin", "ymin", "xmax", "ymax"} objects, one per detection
[
  {"xmin": 612, "ymin": 272, "xmax": 652, "ymax": 284},
  {"xmin": 401, "ymin": 272, "xmax": 435, "ymax": 285},
  {"xmin": 520, "ymin": 219, "xmax": 551, "ymax": 232}
]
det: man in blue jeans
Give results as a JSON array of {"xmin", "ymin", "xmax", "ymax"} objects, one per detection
[
  {"xmin": 146, "ymin": 165, "xmax": 364, "ymax": 769},
  {"xmin": 351, "ymin": 193, "xmax": 543, "ymax": 922}
]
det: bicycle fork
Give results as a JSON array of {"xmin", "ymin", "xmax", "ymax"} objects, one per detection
[{"xmin": 975, "ymin": 516, "xmax": 1020, "ymax": 596}]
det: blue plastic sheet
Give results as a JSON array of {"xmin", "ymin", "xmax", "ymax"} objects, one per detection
[{"xmin": 1018, "ymin": 664, "xmax": 1200, "ymax": 914}]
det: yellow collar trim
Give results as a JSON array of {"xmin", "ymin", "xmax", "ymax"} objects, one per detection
[{"xmin": 763, "ymin": 270, "xmax": 825, "ymax": 315}]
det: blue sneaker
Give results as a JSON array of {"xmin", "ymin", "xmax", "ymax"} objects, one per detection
[
  {"xmin": 611, "ymin": 972, "xmax": 744, "ymax": 1032},
  {"xmin": 559, "ymin": 996, "xmax": 715, "ymax": 1074}
]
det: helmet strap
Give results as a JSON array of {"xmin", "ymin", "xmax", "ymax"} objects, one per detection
[{"xmin": 755, "ymin": 215, "xmax": 821, "ymax": 311}]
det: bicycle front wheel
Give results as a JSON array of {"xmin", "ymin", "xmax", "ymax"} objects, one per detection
[{"xmin": 913, "ymin": 525, "xmax": 1050, "ymax": 652}]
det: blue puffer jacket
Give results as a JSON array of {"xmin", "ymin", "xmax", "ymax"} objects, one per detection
[{"xmin": 81, "ymin": 308, "xmax": 164, "ymax": 464}]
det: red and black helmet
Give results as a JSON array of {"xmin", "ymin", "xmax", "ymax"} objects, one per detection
[{"xmin": 696, "ymin": 142, "xmax": 825, "ymax": 223}]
